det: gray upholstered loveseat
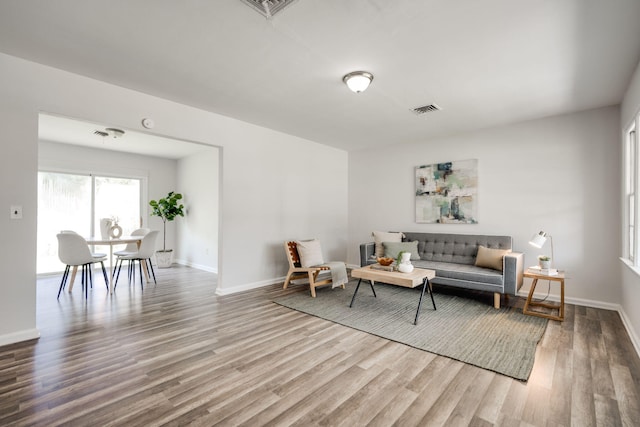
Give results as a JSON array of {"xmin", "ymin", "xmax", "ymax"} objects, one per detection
[{"xmin": 359, "ymin": 232, "xmax": 524, "ymax": 308}]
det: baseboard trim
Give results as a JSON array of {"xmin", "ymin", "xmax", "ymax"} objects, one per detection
[
  {"xmin": 516, "ymin": 289, "xmax": 619, "ymax": 311},
  {"xmin": 173, "ymin": 259, "xmax": 217, "ymax": 274},
  {"xmin": 617, "ymin": 307, "xmax": 640, "ymax": 360},
  {"xmin": 215, "ymin": 277, "xmax": 285, "ymax": 296},
  {"xmin": 0, "ymin": 328, "xmax": 40, "ymax": 347}
]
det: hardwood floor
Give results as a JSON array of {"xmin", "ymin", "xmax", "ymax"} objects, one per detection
[{"xmin": 1, "ymin": 266, "xmax": 639, "ymax": 426}]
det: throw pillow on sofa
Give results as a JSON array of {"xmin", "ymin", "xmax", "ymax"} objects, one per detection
[
  {"xmin": 383, "ymin": 241, "xmax": 420, "ymax": 260},
  {"xmin": 474, "ymin": 245, "xmax": 511, "ymax": 271},
  {"xmin": 372, "ymin": 231, "xmax": 404, "ymax": 258}
]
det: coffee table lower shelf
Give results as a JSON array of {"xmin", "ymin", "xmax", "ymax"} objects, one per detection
[{"xmin": 349, "ymin": 265, "xmax": 437, "ymax": 325}]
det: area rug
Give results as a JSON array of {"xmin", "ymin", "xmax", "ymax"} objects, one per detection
[{"xmin": 274, "ymin": 283, "xmax": 548, "ymax": 381}]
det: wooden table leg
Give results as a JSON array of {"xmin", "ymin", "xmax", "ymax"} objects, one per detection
[
  {"xmin": 68, "ymin": 266, "xmax": 78, "ymax": 292},
  {"xmin": 141, "ymin": 261, "xmax": 150, "ymax": 281},
  {"xmin": 523, "ymin": 277, "xmax": 565, "ymax": 321},
  {"xmin": 522, "ymin": 278, "xmax": 538, "ymax": 314}
]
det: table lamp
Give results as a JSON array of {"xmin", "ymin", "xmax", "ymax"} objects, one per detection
[{"xmin": 529, "ymin": 230, "xmax": 554, "ymax": 269}]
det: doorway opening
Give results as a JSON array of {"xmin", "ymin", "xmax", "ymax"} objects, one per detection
[{"xmin": 37, "ymin": 113, "xmax": 220, "ymax": 282}]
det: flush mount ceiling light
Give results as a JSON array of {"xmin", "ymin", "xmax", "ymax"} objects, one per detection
[{"xmin": 343, "ymin": 71, "xmax": 373, "ymax": 93}]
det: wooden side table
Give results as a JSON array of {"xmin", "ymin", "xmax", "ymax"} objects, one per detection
[{"xmin": 522, "ymin": 270, "xmax": 565, "ymax": 321}]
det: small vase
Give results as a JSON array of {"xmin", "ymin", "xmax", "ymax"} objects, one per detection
[
  {"xmin": 398, "ymin": 263, "xmax": 414, "ymax": 273},
  {"xmin": 100, "ymin": 218, "xmax": 113, "ymax": 239},
  {"xmin": 539, "ymin": 260, "xmax": 551, "ymax": 269},
  {"xmin": 398, "ymin": 252, "xmax": 414, "ymax": 273},
  {"xmin": 109, "ymin": 223, "xmax": 123, "ymax": 238}
]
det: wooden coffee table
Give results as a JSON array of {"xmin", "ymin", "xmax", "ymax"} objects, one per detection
[{"xmin": 349, "ymin": 264, "xmax": 437, "ymax": 325}]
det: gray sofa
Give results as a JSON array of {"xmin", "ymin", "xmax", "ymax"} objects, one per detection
[{"xmin": 359, "ymin": 232, "xmax": 524, "ymax": 308}]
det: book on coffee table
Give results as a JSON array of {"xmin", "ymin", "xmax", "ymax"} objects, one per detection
[
  {"xmin": 370, "ymin": 263, "xmax": 395, "ymax": 271},
  {"xmin": 526, "ymin": 265, "xmax": 558, "ymax": 276}
]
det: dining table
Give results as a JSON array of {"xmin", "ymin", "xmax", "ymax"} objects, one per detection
[{"xmin": 85, "ymin": 235, "xmax": 143, "ymax": 294}]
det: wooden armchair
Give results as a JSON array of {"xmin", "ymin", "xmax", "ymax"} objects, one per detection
[{"xmin": 283, "ymin": 241, "xmax": 344, "ymax": 297}]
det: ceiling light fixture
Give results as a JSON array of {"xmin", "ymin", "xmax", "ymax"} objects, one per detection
[
  {"xmin": 105, "ymin": 128, "xmax": 125, "ymax": 139},
  {"xmin": 343, "ymin": 71, "xmax": 373, "ymax": 93}
]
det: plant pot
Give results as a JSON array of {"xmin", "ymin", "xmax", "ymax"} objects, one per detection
[
  {"xmin": 539, "ymin": 260, "xmax": 551, "ymax": 269},
  {"xmin": 155, "ymin": 250, "xmax": 173, "ymax": 268}
]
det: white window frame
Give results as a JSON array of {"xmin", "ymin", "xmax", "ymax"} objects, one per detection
[{"xmin": 624, "ymin": 118, "xmax": 639, "ymax": 265}]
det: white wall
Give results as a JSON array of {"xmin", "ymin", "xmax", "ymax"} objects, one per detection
[
  {"xmin": 0, "ymin": 52, "xmax": 348, "ymax": 346},
  {"xmin": 620, "ymin": 59, "xmax": 640, "ymax": 350},
  {"xmin": 349, "ymin": 106, "xmax": 621, "ymax": 306},
  {"xmin": 176, "ymin": 147, "xmax": 219, "ymax": 272}
]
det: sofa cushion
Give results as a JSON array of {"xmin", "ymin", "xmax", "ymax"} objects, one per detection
[
  {"xmin": 474, "ymin": 245, "xmax": 511, "ymax": 271},
  {"xmin": 382, "ymin": 241, "xmax": 420, "ymax": 260},
  {"xmin": 372, "ymin": 231, "xmax": 404, "ymax": 257},
  {"xmin": 413, "ymin": 260, "xmax": 504, "ymax": 286},
  {"xmin": 296, "ymin": 239, "xmax": 324, "ymax": 267}
]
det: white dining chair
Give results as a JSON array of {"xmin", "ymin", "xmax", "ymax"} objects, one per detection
[
  {"xmin": 114, "ymin": 230, "xmax": 159, "ymax": 290},
  {"xmin": 62, "ymin": 229, "xmax": 108, "ymax": 260},
  {"xmin": 56, "ymin": 232, "xmax": 109, "ymax": 299},
  {"xmin": 61, "ymin": 229, "xmax": 108, "ymax": 291},
  {"xmin": 113, "ymin": 228, "xmax": 149, "ymax": 258}
]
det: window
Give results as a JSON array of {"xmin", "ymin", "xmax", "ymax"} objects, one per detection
[
  {"xmin": 625, "ymin": 122, "xmax": 638, "ymax": 264},
  {"xmin": 37, "ymin": 171, "xmax": 141, "ymax": 274}
]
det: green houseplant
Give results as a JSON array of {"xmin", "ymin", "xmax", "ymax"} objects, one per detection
[
  {"xmin": 149, "ymin": 191, "xmax": 184, "ymax": 267},
  {"xmin": 538, "ymin": 254, "xmax": 551, "ymax": 269}
]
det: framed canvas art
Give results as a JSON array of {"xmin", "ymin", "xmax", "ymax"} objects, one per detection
[{"xmin": 415, "ymin": 159, "xmax": 478, "ymax": 224}]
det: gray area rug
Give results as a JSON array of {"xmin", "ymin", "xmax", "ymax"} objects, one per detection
[{"xmin": 274, "ymin": 283, "xmax": 548, "ymax": 381}]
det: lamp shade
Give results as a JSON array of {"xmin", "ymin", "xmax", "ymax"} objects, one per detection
[
  {"xmin": 529, "ymin": 231, "xmax": 548, "ymax": 248},
  {"xmin": 343, "ymin": 71, "xmax": 373, "ymax": 93}
]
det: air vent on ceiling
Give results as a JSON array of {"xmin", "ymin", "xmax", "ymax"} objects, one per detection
[
  {"xmin": 239, "ymin": 0, "xmax": 299, "ymax": 18},
  {"xmin": 94, "ymin": 130, "xmax": 108, "ymax": 137},
  {"xmin": 412, "ymin": 104, "xmax": 442, "ymax": 115}
]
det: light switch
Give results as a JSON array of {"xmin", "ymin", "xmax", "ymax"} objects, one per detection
[{"xmin": 10, "ymin": 205, "xmax": 22, "ymax": 219}]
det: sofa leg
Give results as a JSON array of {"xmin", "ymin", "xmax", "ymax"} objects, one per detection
[{"xmin": 494, "ymin": 293, "xmax": 501, "ymax": 309}]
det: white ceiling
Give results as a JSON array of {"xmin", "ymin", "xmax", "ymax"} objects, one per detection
[
  {"xmin": 2, "ymin": 0, "xmax": 640, "ymax": 152},
  {"xmin": 38, "ymin": 114, "xmax": 211, "ymax": 160}
]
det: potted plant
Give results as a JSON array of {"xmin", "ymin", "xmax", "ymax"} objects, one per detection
[
  {"xmin": 149, "ymin": 191, "xmax": 184, "ymax": 268},
  {"xmin": 538, "ymin": 255, "xmax": 551, "ymax": 269}
]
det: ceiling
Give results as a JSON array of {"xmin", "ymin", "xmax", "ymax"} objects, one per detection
[
  {"xmin": 38, "ymin": 114, "xmax": 211, "ymax": 160},
  {"xmin": 2, "ymin": 0, "xmax": 640, "ymax": 152}
]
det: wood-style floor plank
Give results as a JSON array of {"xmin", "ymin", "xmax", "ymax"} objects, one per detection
[{"xmin": 0, "ymin": 266, "xmax": 638, "ymax": 426}]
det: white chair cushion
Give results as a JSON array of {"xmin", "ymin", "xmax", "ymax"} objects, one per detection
[{"xmin": 296, "ymin": 239, "xmax": 324, "ymax": 267}]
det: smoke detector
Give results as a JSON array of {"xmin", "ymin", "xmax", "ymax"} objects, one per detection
[
  {"xmin": 94, "ymin": 128, "xmax": 125, "ymax": 139},
  {"xmin": 106, "ymin": 128, "xmax": 125, "ymax": 139}
]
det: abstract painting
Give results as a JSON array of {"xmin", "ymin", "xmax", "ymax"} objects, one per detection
[{"xmin": 415, "ymin": 159, "xmax": 478, "ymax": 224}]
